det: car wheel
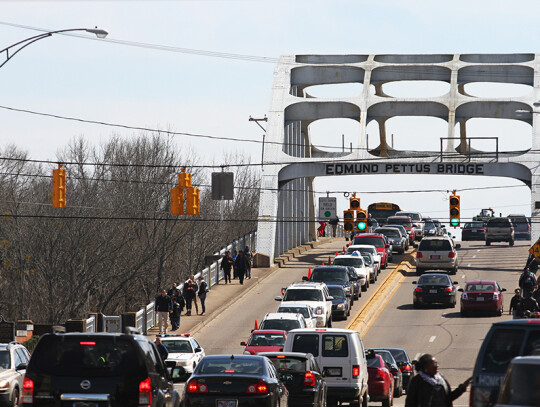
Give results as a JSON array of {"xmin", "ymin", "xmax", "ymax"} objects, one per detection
[
  {"xmin": 486, "ymin": 240, "xmax": 491, "ymax": 246},
  {"xmin": 354, "ymin": 290, "xmax": 359, "ymax": 300},
  {"xmin": 11, "ymin": 389, "xmax": 19, "ymax": 407},
  {"xmin": 450, "ymin": 299, "xmax": 456, "ymax": 308},
  {"xmin": 362, "ymin": 391, "xmax": 369, "ymax": 407},
  {"xmin": 413, "ymin": 301, "xmax": 420, "ymax": 309},
  {"xmin": 383, "ymin": 395, "xmax": 391, "ymax": 407},
  {"xmin": 362, "ymin": 282, "xmax": 367, "ymax": 292},
  {"xmin": 509, "ymin": 239, "xmax": 514, "ymax": 246},
  {"xmin": 347, "ymin": 307, "xmax": 351, "ymax": 317},
  {"xmin": 327, "ymin": 316, "xmax": 332, "ymax": 328}
]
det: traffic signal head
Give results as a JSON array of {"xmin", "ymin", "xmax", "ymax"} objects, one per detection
[
  {"xmin": 350, "ymin": 197, "xmax": 360, "ymax": 210},
  {"xmin": 52, "ymin": 166, "xmax": 67, "ymax": 208},
  {"xmin": 449, "ymin": 194, "xmax": 460, "ymax": 227},
  {"xmin": 343, "ymin": 210, "xmax": 354, "ymax": 232},
  {"xmin": 178, "ymin": 168, "xmax": 192, "ymax": 189},
  {"xmin": 170, "ymin": 186, "xmax": 184, "ymax": 215},
  {"xmin": 356, "ymin": 209, "xmax": 367, "ymax": 232},
  {"xmin": 186, "ymin": 187, "xmax": 200, "ymax": 215}
]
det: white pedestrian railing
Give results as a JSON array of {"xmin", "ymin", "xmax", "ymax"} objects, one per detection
[
  {"xmin": 86, "ymin": 315, "xmax": 96, "ymax": 333},
  {"xmin": 103, "ymin": 315, "xmax": 121, "ymax": 333}
]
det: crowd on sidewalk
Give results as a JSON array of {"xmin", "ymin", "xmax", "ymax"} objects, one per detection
[
  {"xmin": 508, "ymin": 253, "xmax": 540, "ymax": 319},
  {"xmin": 154, "ymin": 246, "xmax": 254, "ymax": 334}
]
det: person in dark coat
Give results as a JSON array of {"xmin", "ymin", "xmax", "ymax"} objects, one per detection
[
  {"xmin": 169, "ymin": 287, "xmax": 185, "ymax": 331},
  {"xmin": 519, "ymin": 268, "xmax": 537, "ymax": 299},
  {"xmin": 221, "ymin": 251, "xmax": 234, "ymax": 283},
  {"xmin": 509, "ymin": 288, "xmax": 524, "ymax": 319},
  {"xmin": 405, "ymin": 354, "xmax": 471, "ymax": 407},
  {"xmin": 154, "ymin": 289, "xmax": 173, "ymax": 334},
  {"xmin": 155, "ymin": 337, "xmax": 168, "ymax": 361},
  {"xmin": 234, "ymin": 250, "xmax": 248, "ymax": 285},
  {"xmin": 197, "ymin": 276, "xmax": 208, "ymax": 315},
  {"xmin": 182, "ymin": 277, "xmax": 198, "ymax": 316}
]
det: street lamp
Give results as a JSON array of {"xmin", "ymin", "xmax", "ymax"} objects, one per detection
[{"xmin": 0, "ymin": 27, "xmax": 108, "ymax": 69}]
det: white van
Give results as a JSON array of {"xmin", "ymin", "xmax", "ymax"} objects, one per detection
[{"xmin": 283, "ymin": 328, "xmax": 369, "ymax": 407}]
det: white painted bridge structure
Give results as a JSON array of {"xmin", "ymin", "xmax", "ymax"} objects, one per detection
[{"xmin": 255, "ymin": 54, "xmax": 540, "ymax": 263}]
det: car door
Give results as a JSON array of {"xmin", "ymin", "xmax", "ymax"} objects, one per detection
[
  {"xmin": 320, "ymin": 333, "xmax": 352, "ymax": 388},
  {"xmin": 191, "ymin": 339, "xmax": 205, "ymax": 363}
]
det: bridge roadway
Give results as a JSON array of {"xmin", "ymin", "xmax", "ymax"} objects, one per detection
[{"xmin": 172, "ymin": 239, "xmax": 530, "ymax": 406}]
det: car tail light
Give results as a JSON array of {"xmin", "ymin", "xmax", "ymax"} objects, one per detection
[
  {"xmin": 304, "ymin": 371, "xmax": 316, "ymax": 387},
  {"xmin": 22, "ymin": 377, "xmax": 34, "ymax": 404},
  {"xmin": 448, "ymin": 252, "xmax": 455, "ymax": 258},
  {"xmin": 416, "ymin": 252, "xmax": 423, "ymax": 258},
  {"xmin": 375, "ymin": 368, "xmax": 384, "ymax": 379},
  {"xmin": 444, "ymin": 287, "xmax": 452, "ymax": 292},
  {"xmin": 510, "ymin": 227, "xmax": 514, "ymax": 233},
  {"xmin": 415, "ymin": 287, "xmax": 423, "ymax": 292},
  {"xmin": 400, "ymin": 364, "xmax": 412, "ymax": 372},
  {"xmin": 247, "ymin": 380, "xmax": 268, "ymax": 394},
  {"xmin": 527, "ymin": 224, "xmax": 530, "ymax": 230},
  {"xmin": 352, "ymin": 365, "xmax": 360, "ymax": 378},
  {"xmin": 138, "ymin": 377, "xmax": 153, "ymax": 404},
  {"xmin": 187, "ymin": 379, "xmax": 209, "ymax": 394},
  {"xmin": 462, "ymin": 292, "xmax": 468, "ymax": 300},
  {"xmin": 493, "ymin": 292, "xmax": 499, "ymax": 300}
]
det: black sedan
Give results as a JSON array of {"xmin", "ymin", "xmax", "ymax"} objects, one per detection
[
  {"xmin": 412, "ymin": 273, "xmax": 458, "ymax": 308},
  {"xmin": 372, "ymin": 348, "xmax": 414, "ymax": 391},
  {"xmin": 461, "ymin": 221, "xmax": 486, "ymax": 241},
  {"xmin": 259, "ymin": 352, "xmax": 327, "ymax": 407},
  {"xmin": 183, "ymin": 355, "xmax": 288, "ymax": 407},
  {"xmin": 327, "ymin": 284, "xmax": 351, "ymax": 320}
]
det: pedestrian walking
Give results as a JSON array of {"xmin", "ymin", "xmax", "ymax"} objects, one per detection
[
  {"xmin": 235, "ymin": 250, "xmax": 248, "ymax": 285},
  {"xmin": 154, "ymin": 289, "xmax": 173, "ymax": 334},
  {"xmin": 525, "ymin": 253, "xmax": 539, "ymax": 273},
  {"xmin": 519, "ymin": 268, "xmax": 537, "ymax": 298},
  {"xmin": 523, "ymin": 295, "xmax": 539, "ymax": 316},
  {"xmin": 182, "ymin": 276, "xmax": 198, "ymax": 316},
  {"xmin": 405, "ymin": 354, "xmax": 471, "ymax": 407},
  {"xmin": 198, "ymin": 275, "xmax": 208, "ymax": 315},
  {"xmin": 509, "ymin": 288, "xmax": 524, "ymax": 319},
  {"xmin": 329, "ymin": 216, "xmax": 338, "ymax": 237},
  {"xmin": 155, "ymin": 337, "xmax": 169, "ymax": 361},
  {"xmin": 233, "ymin": 250, "xmax": 238, "ymax": 279},
  {"xmin": 317, "ymin": 221, "xmax": 326, "ymax": 237},
  {"xmin": 244, "ymin": 246, "xmax": 253, "ymax": 279},
  {"xmin": 169, "ymin": 291, "xmax": 185, "ymax": 331},
  {"xmin": 221, "ymin": 251, "xmax": 234, "ymax": 283}
]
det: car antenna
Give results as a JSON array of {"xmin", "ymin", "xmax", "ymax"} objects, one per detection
[{"xmin": 230, "ymin": 355, "xmax": 235, "ymax": 360}]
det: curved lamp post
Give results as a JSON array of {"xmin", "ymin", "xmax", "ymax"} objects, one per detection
[{"xmin": 0, "ymin": 27, "xmax": 108, "ymax": 69}]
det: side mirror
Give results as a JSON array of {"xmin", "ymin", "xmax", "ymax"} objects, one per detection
[
  {"xmin": 274, "ymin": 296, "xmax": 282, "ymax": 301},
  {"xmin": 171, "ymin": 366, "xmax": 186, "ymax": 383},
  {"xmin": 195, "ymin": 347, "xmax": 202, "ymax": 353},
  {"xmin": 412, "ymin": 281, "xmax": 417, "ymax": 284},
  {"xmin": 240, "ymin": 341, "xmax": 247, "ymax": 346},
  {"xmin": 458, "ymin": 288, "xmax": 464, "ymax": 292},
  {"xmin": 453, "ymin": 281, "xmax": 459, "ymax": 285},
  {"xmin": 327, "ymin": 296, "xmax": 334, "ymax": 301},
  {"xmin": 501, "ymin": 288, "xmax": 507, "ymax": 292},
  {"xmin": 302, "ymin": 276, "xmax": 309, "ymax": 281},
  {"xmin": 16, "ymin": 362, "xmax": 27, "ymax": 370},
  {"xmin": 455, "ymin": 244, "xmax": 461, "ymax": 249}
]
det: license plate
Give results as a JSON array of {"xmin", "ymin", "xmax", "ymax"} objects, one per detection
[
  {"xmin": 325, "ymin": 367, "xmax": 342, "ymax": 377},
  {"xmin": 430, "ymin": 255, "xmax": 440, "ymax": 259},
  {"xmin": 472, "ymin": 229, "xmax": 479, "ymax": 232},
  {"xmin": 73, "ymin": 403, "xmax": 100, "ymax": 407},
  {"xmin": 477, "ymin": 297, "xmax": 485, "ymax": 301},
  {"xmin": 429, "ymin": 290, "xmax": 438, "ymax": 294},
  {"xmin": 217, "ymin": 401, "xmax": 238, "ymax": 407}
]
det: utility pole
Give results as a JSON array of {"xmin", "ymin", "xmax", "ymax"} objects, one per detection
[{"xmin": 249, "ymin": 115, "xmax": 268, "ymax": 171}]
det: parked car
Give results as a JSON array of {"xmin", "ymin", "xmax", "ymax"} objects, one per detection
[
  {"xmin": 183, "ymin": 354, "xmax": 288, "ymax": 407},
  {"xmin": 0, "ymin": 341, "xmax": 31, "ymax": 407},
  {"xmin": 459, "ymin": 280, "xmax": 506, "ymax": 317},
  {"xmin": 495, "ymin": 356, "xmax": 540, "ymax": 406},
  {"xmin": 241, "ymin": 330, "xmax": 287, "ymax": 355},
  {"xmin": 372, "ymin": 348, "xmax": 414, "ymax": 390},
  {"xmin": 462, "ymin": 221, "xmax": 486, "ymax": 241},
  {"xmin": 275, "ymin": 282, "xmax": 333, "ymax": 327},
  {"xmin": 507, "ymin": 214, "xmax": 531, "ymax": 240},
  {"xmin": 332, "ymin": 255, "xmax": 369, "ymax": 291},
  {"xmin": 485, "ymin": 217, "xmax": 515, "ymax": 246},
  {"xmin": 260, "ymin": 351, "xmax": 327, "ymax": 407},
  {"xmin": 276, "ymin": 303, "xmax": 317, "ymax": 327},
  {"xmin": 160, "ymin": 334, "xmax": 205, "ymax": 379},
  {"xmin": 259, "ymin": 312, "xmax": 307, "ymax": 332},
  {"xmin": 415, "ymin": 236, "xmax": 460, "ymax": 275},
  {"xmin": 366, "ymin": 353, "xmax": 394, "ymax": 407},
  {"xmin": 386, "ymin": 216, "xmax": 415, "ymax": 244},
  {"xmin": 353, "ymin": 234, "xmax": 390, "ymax": 269},
  {"xmin": 327, "ymin": 284, "xmax": 351, "ymax": 320},
  {"xmin": 374, "ymin": 227, "xmax": 407, "ymax": 254},
  {"xmin": 371, "ymin": 349, "xmax": 403, "ymax": 397},
  {"xmin": 23, "ymin": 331, "xmax": 181, "ymax": 407},
  {"xmin": 471, "ymin": 319, "xmax": 540, "ymax": 407},
  {"xmin": 346, "ymin": 245, "xmax": 381, "ymax": 274},
  {"xmin": 283, "ymin": 328, "xmax": 369, "ymax": 407},
  {"xmin": 412, "ymin": 273, "xmax": 459, "ymax": 308}
]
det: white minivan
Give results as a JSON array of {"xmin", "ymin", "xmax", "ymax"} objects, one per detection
[{"xmin": 283, "ymin": 328, "xmax": 369, "ymax": 407}]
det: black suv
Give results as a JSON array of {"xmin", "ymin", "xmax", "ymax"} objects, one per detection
[{"xmin": 23, "ymin": 332, "xmax": 181, "ymax": 406}]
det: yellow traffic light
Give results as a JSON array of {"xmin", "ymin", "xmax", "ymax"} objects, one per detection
[
  {"xmin": 52, "ymin": 165, "xmax": 66, "ymax": 208},
  {"xmin": 449, "ymin": 194, "xmax": 460, "ymax": 227},
  {"xmin": 178, "ymin": 168, "xmax": 192, "ymax": 189},
  {"xmin": 170, "ymin": 186, "xmax": 184, "ymax": 215},
  {"xmin": 186, "ymin": 187, "xmax": 200, "ymax": 215},
  {"xmin": 344, "ymin": 210, "xmax": 355, "ymax": 232},
  {"xmin": 350, "ymin": 197, "xmax": 360, "ymax": 210},
  {"xmin": 356, "ymin": 209, "xmax": 367, "ymax": 232}
]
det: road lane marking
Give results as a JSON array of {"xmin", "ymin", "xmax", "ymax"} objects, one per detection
[
  {"xmin": 429, "ymin": 335, "xmax": 436, "ymax": 342},
  {"xmin": 467, "ymin": 263, "xmax": 471, "ymax": 267},
  {"xmin": 477, "ymin": 249, "xmax": 480, "ymax": 252},
  {"xmin": 473, "ymin": 255, "xmax": 477, "ymax": 258}
]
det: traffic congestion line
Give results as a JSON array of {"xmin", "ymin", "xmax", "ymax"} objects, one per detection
[{"xmin": 346, "ymin": 249, "xmax": 417, "ymax": 336}]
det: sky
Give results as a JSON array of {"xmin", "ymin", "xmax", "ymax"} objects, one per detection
[{"xmin": 1, "ymin": 0, "xmax": 538, "ymax": 238}]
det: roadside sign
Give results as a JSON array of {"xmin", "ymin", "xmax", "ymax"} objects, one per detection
[
  {"xmin": 319, "ymin": 197, "xmax": 337, "ymax": 219},
  {"xmin": 529, "ymin": 238, "xmax": 540, "ymax": 261}
]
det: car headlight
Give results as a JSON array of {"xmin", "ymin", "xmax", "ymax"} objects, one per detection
[
  {"xmin": 344, "ymin": 286, "xmax": 351, "ymax": 293},
  {"xmin": 243, "ymin": 351, "xmax": 252, "ymax": 355},
  {"xmin": 176, "ymin": 361, "xmax": 190, "ymax": 366},
  {"xmin": 0, "ymin": 380, "xmax": 8, "ymax": 389},
  {"xmin": 337, "ymin": 304, "xmax": 345, "ymax": 310},
  {"xmin": 314, "ymin": 306, "xmax": 324, "ymax": 315}
]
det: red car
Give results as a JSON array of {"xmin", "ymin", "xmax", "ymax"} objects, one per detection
[
  {"xmin": 459, "ymin": 280, "xmax": 506, "ymax": 317},
  {"xmin": 353, "ymin": 233, "xmax": 390, "ymax": 269},
  {"xmin": 240, "ymin": 330, "xmax": 287, "ymax": 355},
  {"xmin": 367, "ymin": 354, "xmax": 394, "ymax": 407},
  {"xmin": 386, "ymin": 216, "xmax": 415, "ymax": 244}
]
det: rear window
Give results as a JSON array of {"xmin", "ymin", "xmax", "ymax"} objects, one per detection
[
  {"xmin": 30, "ymin": 336, "xmax": 142, "ymax": 377},
  {"xmin": 283, "ymin": 289, "xmax": 323, "ymax": 302},
  {"xmin": 465, "ymin": 222, "xmax": 484, "ymax": 228},
  {"xmin": 248, "ymin": 333, "xmax": 285, "ymax": 347},
  {"xmin": 509, "ymin": 216, "xmax": 528, "ymax": 224},
  {"xmin": 323, "ymin": 335, "xmax": 348, "ymax": 357},
  {"xmin": 418, "ymin": 275, "xmax": 450, "ymax": 285},
  {"xmin": 292, "ymin": 334, "xmax": 319, "ymax": 356},
  {"xmin": 333, "ymin": 258, "xmax": 364, "ymax": 268},
  {"xmin": 353, "ymin": 237, "xmax": 384, "ymax": 248},
  {"xmin": 487, "ymin": 219, "xmax": 511, "ymax": 227},
  {"xmin": 260, "ymin": 319, "xmax": 300, "ymax": 331},
  {"xmin": 418, "ymin": 239, "xmax": 451, "ymax": 251},
  {"xmin": 198, "ymin": 357, "xmax": 263, "ymax": 375},
  {"xmin": 481, "ymin": 328, "xmax": 526, "ymax": 374},
  {"xmin": 397, "ymin": 212, "xmax": 421, "ymax": 221},
  {"xmin": 375, "ymin": 351, "xmax": 395, "ymax": 365},
  {"xmin": 267, "ymin": 356, "xmax": 306, "ymax": 372},
  {"xmin": 367, "ymin": 356, "xmax": 382, "ymax": 368},
  {"xmin": 466, "ymin": 284, "xmax": 495, "ymax": 292},
  {"xmin": 387, "ymin": 349, "xmax": 407, "ymax": 363},
  {"xmin": 387, "ymin": 218, "xmax": 412, "ymax": 227},
  {"xmin": 362, "ymin": 255, "xmax": 372, "ymax": 265},
  {"xmin": 376, "ymin": 229, "xmax": 401, "ymax": 238},
  {"xmin": 311, "ymin": 269, "xmax": 348, "ymax": 282}
]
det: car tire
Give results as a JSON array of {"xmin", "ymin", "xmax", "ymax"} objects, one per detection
[
  {"xmin": 327, "ymin": 316, "xmax": 332, "ymax": 328},
  {"xmin": 509, "ymin": 239, "xmax": 514, "ymax": 246},
  {"xmin": 486, "ymin": 240, "xmax": 491, "ymax": 246},
  {"xmin": 413, "ymin": 301, "xmax": 420, "ymax": 309},
  {"xmin": 354, "ymin": 290, "xmax": 359, "ymax": 300},
  {"xmin": 11, "ymin": 388, "xmax": 19, "ymax": 407},
  {"xmin": 362, "ymin": 391, "xmax": 369, "ymax": 407},
  {"xmin": 450, "ymin": 299, "xmax": 456, "ymax": 308},
  {"xmin": 383, "ymin": 395, "xmax": 392, "ymax": 407}
]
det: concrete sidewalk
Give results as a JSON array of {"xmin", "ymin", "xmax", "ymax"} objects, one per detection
[{"xmin": 147, "ymin": 237, "xmax": 346, "ymax": 338}]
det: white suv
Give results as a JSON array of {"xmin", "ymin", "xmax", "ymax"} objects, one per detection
[
  {"xmin": 275, "ymin": 282, "xmax": 334, "ymax": 327},
  {"xmin": 0, "ymin": 341, "xmax": 31, "ymax": 407},
  {"xmin": 333, "ymin": 253, "xmax": 370, "ymax": 290},
  {"xmin": 259, "ymin": 312, "xmax": 307, "ymax": 332}
]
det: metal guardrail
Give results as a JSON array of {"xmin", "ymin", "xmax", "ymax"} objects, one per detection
[
  {"xmin": 145, "ymin": 302, "xmax": 155, "ymax": 334},
  {"xmin": 103, "ymin": 315, "xmax": 121, "ymax": 333},
  {"xmin": 135, "ymin": 308, "xmax": 145, "ymax": 333}
]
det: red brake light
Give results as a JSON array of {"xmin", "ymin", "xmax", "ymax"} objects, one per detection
[
  {"xmin": 225, "ymin": 370, "xmax": 235, "ymax": 373},
  {"xmin": 444, "ymin": 287, "xmax": 452, "ymax": 292},
  {"xmin": 400, "ymin": 364, "xmax": 412, "ymax": 372},
  {"xmin": 22, "ymin": 377, "xmax": 34, "ymax": 404},
  {"xmin": 304, "ymin": 371, "xmax": 316, "ymax": 387},
  {"xmin": 138, "ymin": 377, "xmax": 152, "ymax": 404},
  {"xmin": 80, "ymin": 341, "xmax": 96, "ymax": 346},
  {"xmin": 416, "ymin": 252, "xmax": 423, "ymax": 258},
  {"xmin": 448, "ymin": 252, "xmax": 455, "ymax": 258},
  {"xmin": 187, "ymin": 379, "xmax": 209, "ymax": 393},
  {"xmin": 276, "ymin": 355, "xmax": 286, "ymax": 359},
  {"xmin": 415, "ymin": 287, "xmax": 423, "ymax": 292},
  {"xmin": 247, "ymin": 380, "xmax": 268, "ymax": 394},
  {"xmin": 352, "ymin": 365, "xmax": 360, "ymax": 377}
]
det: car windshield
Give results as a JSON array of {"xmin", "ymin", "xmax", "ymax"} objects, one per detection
[
  {"xmin": 353, "ymin": 237, "xmax": 383, "ymax": 248},
  {"xmin": 267, "ymin": 356, "xmax": 306, "ymax": 372},
  {"xmin": 333, "ymin": 258, "xmax": 364, "ymax": 268},
  {"xmin": 362, "ymin": 255, "xmax": 372, "ymax": 265},
  {"xmin": 498, "ymin": 362, "xmax": 540, "ymax": 405},
  {"xmin": 367, "ymin": 356, "xmax": 382, "ymax": 368},
  {"xmin": 386, "ymin": 349, "xmax": 408, "ymax": 363},
  {"xmin": 418, "ymin": 240, "xmax": 452, "ymax": 251},
  {"xmin": 248, "ymin": 333, "xmax": 285, "ymax": 347},
  {"xmin": 418, "ymin": 275, "xmax": 450, "ymax": 286},
  {"xmin": 311, "ymin": 269, "xmax": 348, "ymax": 282},
  {"xmin": 466, "ymin": 284, "xmax": 495, "ymax": 292},
  {"xmin": 424, "ymin": 221, "xmax": 435, "ymax": 228},
  {"xmin": 259, "ymin": 319, "xmax": 300, "ymax": 331},
  {"xmin": 278, "ymin": 306, "xmax": 310, "ymax": 318},
  {"xmin": 197, "ymin": 357, "xmax": 264, "ymax": 375},
  {"xmin": 377, "ymin": 229, "xmax": 401, "ymax": 238},
  {"xmin": 162, "ymin": 340, "xmax": 193, "ymax": 353},
  {"xmin": 375, "ymin": 351, "xmax": 395, "ymax": 365},
  {"xmin": 283, "ymin": 289, "xmax": 323, "ymax": 302},
  {"xmin": 0, "ymin": 350, "xmax": 10, "ymax": 369},
  {"xmin": 327, "ymin": 286, "xmax": 345, "ymax": 299},
  {"xmin": 388, "ymin": 218, "xmax": 412, "ymax": 227},
  {"xmin": 397, "ymin": 212, "xmax": 420, "ymax": 221}
]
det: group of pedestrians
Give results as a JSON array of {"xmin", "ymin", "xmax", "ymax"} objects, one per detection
[
  {"xmin": 508, "ymin": 254, "xmax": 540, "ymax": 319},
  {"xmin": 154, "ymin": 275, "xmax": 209, "ymax": 334},
  {"xmin": 220, "ymin": 246, "xmax": 253, "ymax": 285}
]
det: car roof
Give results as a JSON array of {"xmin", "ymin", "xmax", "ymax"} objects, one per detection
[
  {"xmin": 250, "ymin": 330, "xmax": 287, "ymax": 335},
  {"xmin": 354, "ymin": 233, "xmax": 384, "ymax": 238},
  {"xmin": 258, "ymin": 351, "xmax": 311, "ymax": 358},
  {"xmin": 264, "ymin": 312, "xmax": 302, "ymax": 320},
  {"xmin": 334, "ymin": 254, "xmax": 362, "ymax": 259},
  {"xmin": 326, "ymin": 284, "xmax": 346, "ymax": 290},
  {"xmin": 388, "ymin": 216, "xmax": 411, "ymax": 219},
  {"xmin": 419, "ymin": 273, "xmax": 451, "ymax": 277},
  {"xmin": 287, "ymin": 327, "xmax": 357, "ymax": 334},
  {"xmin": 420, "ymin": 236, "xmax": 452, "ymax": 241},
  {"xmin": 313, "ymin": 265, "xmax": 349, "ymax": 270},
  {"xmin": 348, "ymin": 244, "xmax": 376, "ymax": 249},
  {"xmin": 287, "ymin": 282, "xmax": 326, "ymax": 290},
  {"xmin": 278, "ymin": 303, "xmax": 311, "ymax": 308},
  {"xmin": 160, "ymin": 335, "xmax": 191, "ymax": 341},
  {"xmin": 202, "ymin": 354, "xmax": 267, "ymax": 361}
]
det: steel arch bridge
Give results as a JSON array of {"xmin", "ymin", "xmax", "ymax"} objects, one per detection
[{"xmin": 255, "ymin": 54, "xmax": 540, "ymax": 264}]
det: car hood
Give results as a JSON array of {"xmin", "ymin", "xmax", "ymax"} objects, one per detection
[
  {"xmin": 0, "ymin": 369, "xmax": 17, "ymax": 380},
  {"xmin": 167, "ymin": 352, "xmax": 195, "ymax": 361},
  {"xmin": 281, "ymin": 300, "xmax": 327, "ymax": 309}
]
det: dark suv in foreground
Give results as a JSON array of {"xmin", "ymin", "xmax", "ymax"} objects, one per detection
[{"xmin": 23, "ymin": 332, "xmax": 181, "ymax": 406}]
